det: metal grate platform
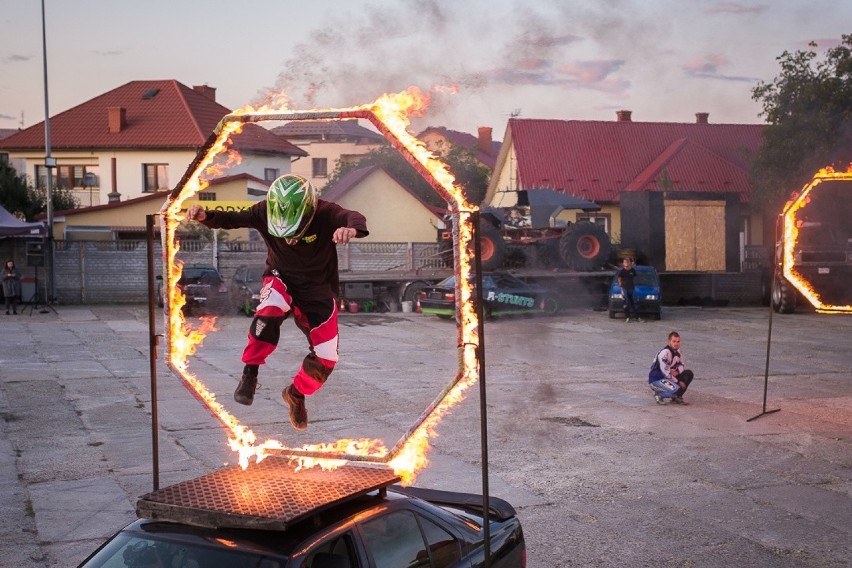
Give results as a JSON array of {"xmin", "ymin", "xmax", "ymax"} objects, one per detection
[{"xmin": 137, "ymin": 457, "xmax": 400, "ymax": 531}]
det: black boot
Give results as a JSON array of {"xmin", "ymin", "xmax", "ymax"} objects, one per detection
[
  {"xmin": 282, "ymin": 384, "xmax": 308, "ymax": 430},
  {"xmin": 234, "ymin": 365, "xmax": 259, "ymax": 405}
]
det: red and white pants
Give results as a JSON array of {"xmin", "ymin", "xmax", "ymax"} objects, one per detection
[{"xmin": 241, "ymin": 274, "xmax": 339, "ymax": 395}]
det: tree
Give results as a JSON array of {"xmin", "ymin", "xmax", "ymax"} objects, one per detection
[
  {"xmin": 324, "ymin": 143, "xmax": 491, "ymax": 208},
  {"xmin": 0, "ymin": 161, "xmax": 78, "ymax": 220},
  {"xmin": 750, "ymin": 34, "xmax": 852, "ymax": 213}
]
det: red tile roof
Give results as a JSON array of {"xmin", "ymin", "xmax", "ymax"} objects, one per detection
[
  {"xmin": 0, "ymin": 80, "xmax": 304, "ymax": 156},
  {"xmin": 270, "ymin": 119, "xmax": 385, "ymax": 144},
  {"xmin": 507, "ymin": 119, "xmax": 764, "ymax": 203},
  {"xmin": 417, "ymin": 126, "xmax": 501, "ymax": 169}
]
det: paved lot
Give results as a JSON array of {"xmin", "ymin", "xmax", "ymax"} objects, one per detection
[{"xmin": 1, "ymin": 304, "xmax": 850, "ymax": 567}]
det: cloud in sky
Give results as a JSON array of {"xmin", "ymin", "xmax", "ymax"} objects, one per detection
[
  {"xmin": 3, "ymin": 54, "xmax": 30, "ymax": 63},
  {"xmin": 0, "ymin": 113, "xmax": 16, "ymax": 121},
  {"xmin": 682, "ymin": 54, "xmax": 756, "ymax": 82},
  {"xmin": 704, "ymin": 2, "xmax": 769, "ymax": 14},
  {"xmin": 93, "ymin": 49, "xmax": 123, "ymax": 56}
]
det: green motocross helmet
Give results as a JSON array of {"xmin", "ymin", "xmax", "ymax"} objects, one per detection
[{"xmin": 266, "ymin": 174, "xmax": 318, "ymax": 239}]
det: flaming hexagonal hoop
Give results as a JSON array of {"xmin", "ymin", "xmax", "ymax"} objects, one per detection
[
  {"xmin": 780, "ymin": 167, "xmax": 852, "ymax": 314},
  {"xmin": 159, "ymin": 91, "xmax": 480, "ymax": 474}
]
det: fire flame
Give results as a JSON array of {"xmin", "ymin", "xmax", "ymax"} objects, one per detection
[
  {"xmin": 159, "ymin": 87, "xmax": 480, "ymax": 483},
  {"xmin": 781, "ymin": 165, "xmax": 852, "ymax": 314}
]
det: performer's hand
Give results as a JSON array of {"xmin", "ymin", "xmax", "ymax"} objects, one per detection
[
  {"xmin": 333, "ymin": 227, "xmax": 357, "ymax": 244},
  {"xmin": 187, "ymin": 205, "xmax": 206, "ymax": 221}
]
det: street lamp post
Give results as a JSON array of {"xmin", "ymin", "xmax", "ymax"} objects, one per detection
[{"xmin": 41, "ymin": 0, "xmax": 55, "ymax": 303}]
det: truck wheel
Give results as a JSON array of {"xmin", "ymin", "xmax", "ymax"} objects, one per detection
[
  {"xmin": 771, "ymin": 274, "xmax": 797, "ymax": 313},
  {"xmin": 478, "ymin": 222, "xmax": 505, "ymax": 271},
  {"xmin": 403, "ymin": 281, "xmax": 430, "ymax": 303},
  {"xmin": 559, "ymin": 222, "xmax": 612, "ymax": 270}
]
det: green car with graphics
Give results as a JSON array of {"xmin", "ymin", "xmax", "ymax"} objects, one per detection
[{"xmin": 418, "ymin": 272, "xmax": 560, "ymax": 318}]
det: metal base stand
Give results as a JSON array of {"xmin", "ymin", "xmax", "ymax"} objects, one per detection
[{"xmin": 748, "ymin": 287, "xmax": 781, "ymax": 422}]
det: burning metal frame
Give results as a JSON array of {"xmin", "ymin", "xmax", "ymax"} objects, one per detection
[
  {"xmin": 779, "ymin": 166, "xmax": 852, "ymax": 314},
  {"xmin": 156, "ymin": 89, "xmax": 483, "ymax": 481}
]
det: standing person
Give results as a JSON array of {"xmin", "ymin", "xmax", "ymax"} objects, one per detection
[
  {"xmin": 617, "ymin": 257, "xmax": 640, "ymax": 322},
  {"xmin": 648, "ymin": 331, "xmax": 694, "ymax": 405},
  {"xmin": 2, "ymin": 259, "xmax": 22, "ymax": 315},
  {"xmin": 187, "ymin": 174, "xmax": 368, "ymax": 430}
]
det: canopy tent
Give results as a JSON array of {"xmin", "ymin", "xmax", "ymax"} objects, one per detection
[{"xmin": 0, "ymin": 205, "xmax": 46, "ymax": 238}]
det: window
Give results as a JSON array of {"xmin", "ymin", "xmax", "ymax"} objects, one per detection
[
  {"xmin": 419, "ymin": 516, "xmax": 462, "ymax": 568},
  {"xmin": 0, "ymin": 152, "xmax": 8, "ymax": 164},
  {"xmin": 312, "ymin": 158, "xmax": 328, "ymax": 178},
  {"xmin": 576, "ymin": 213, "xmax": 611, "ymax": 234},
  {"xmin": 143, "ymin": 163, "xmax": 169, "ymax": 192},
  {"xmin": 198, "ymin": 192, "xmax": 217, "ymax": 201},
  {"xmin": 304, "ymin": 534, "xmax": 358, "ymax": 568},
  {"xmin": 361, "ymin": 510, "xmax": 460, "ymax": 568},
  {"xmin": 35, "ymin": 164, "xmax": 99, "ymax": 190},
  {"xmin": 362, "ymin": 511, "xmax": 429, "ymax": 568},
  {"xmin": 264, "ymin": 168, "xmax": 279, "ymax": 182}
]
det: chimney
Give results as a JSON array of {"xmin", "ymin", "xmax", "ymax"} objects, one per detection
[
  {"xmin": 616, "ymin": 110, "xmax": 632, "ymax": 122},
  {"xmin": 108, "ymin": 107, "xmax": 126, "ymax": 133},
  {"xmin": 695, "ymin": 112, "xmax": 709, "ymax": 124},
  {"xmin": 108, "ymin": 156, "xmax": 121, "ymax": 202},
  {"xmin": 477, "ymin": 126, "xmax": 493, "ymax": 155},
  {"xmin": 193, "ymin": 85, "xmax": 217, "ymax": 101}
]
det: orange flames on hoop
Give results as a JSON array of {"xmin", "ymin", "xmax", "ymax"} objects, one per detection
[
  {"xmin": 160, "ymin": 87, "xmax": 480, "ymax": 484},
  {"xmin": 781, "ymin": 165, "xmax": 852, "ymax": 314}
]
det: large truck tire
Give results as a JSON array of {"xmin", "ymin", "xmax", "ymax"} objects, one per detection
[
  {"xmin": 559, "ymin": 222, "xmax": 612, "ymax": 270},
  {"xmin": 771, "ymin": 273, "xmax": 797, "ymax": 313},
  {"xmin": 760, "ymin": 269, "xmax": 772, "ymax": 307},
  {"xmin": 478, "ymin": 221, "xmax": 505, "ymax": 271}
]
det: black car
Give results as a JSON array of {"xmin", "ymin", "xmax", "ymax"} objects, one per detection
[
  {"xmin": 607, "ymin": 264, "xmax": 662, "ymax": 320},
  {"xmin": 419, "ymin": 272, "xmax": 560, "ymax": 318},
  {"xmin": 229, "ymin": 264, "xmax": 266, "ymax": 316},
  {"xmin": 76, "ymin": 478, "xmax": 526, "ymax": 568},
  {"xmin": 157, "ymin": 264, "xmax": 229, "ymax": 315}
]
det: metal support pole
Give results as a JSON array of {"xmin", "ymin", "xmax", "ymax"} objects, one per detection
[
  {"xmin": 472, "ymin": 211, "xmax": 492, "ymax": 566},
  {"xmin": 748, "ymin": 218, "xmax": 781, "ymax": 422},
  {"xmin": 40, "ymin": 0, "xmax": 55, "ymax": 303},
  {"xmin": 146, "ymin": 215, "xmax": 161, "ymax": 489}
]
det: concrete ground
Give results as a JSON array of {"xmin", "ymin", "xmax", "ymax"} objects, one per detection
[{"xmin": 0, "ymin": 304, "xmax": 850, "ymax": 567}]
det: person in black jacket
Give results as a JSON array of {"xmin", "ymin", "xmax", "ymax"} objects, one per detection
[
  {"xmin": 616, "ymin": 257, "xmax": 640, "ymax": 322},
  {"xmin": 2, "ymin": 259, "xmax": 22, "ymax": 315},
  {"xmin": 187, "ymin": 174, "xmax": 368, "ymax": 430}
]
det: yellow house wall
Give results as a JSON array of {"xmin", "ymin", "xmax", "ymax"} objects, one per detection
[
  {"xmin": 328, "ymin": 169, "xmax": 440, "ymax": 242},
  {"xmin": 290, "ymin": 140, "xmax": 384, "ymax": 191},
  {"xmin": 55, "ymin": 179, "xmax": 260, "ymax": 241}
]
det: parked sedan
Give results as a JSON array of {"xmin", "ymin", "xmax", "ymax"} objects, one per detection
[
  {"xmin": 608, "ymin": 264, "xmax": 662, "ymax": 320},
  {"xmin": 156, "ymin": 265, "xmax": 230, "ymax": 315},
  {"xmin": 229, "ymin": 264, "xmax": 266, "ymax": 316},
  {"xmin": 76, "ymin": 485, "xmax": 526, "ymax": 568},
  {"xmin": 419, "ymin": 272, "xmax": 560, "ymax": 318}
]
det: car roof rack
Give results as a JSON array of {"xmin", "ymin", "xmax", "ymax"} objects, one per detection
[{"xmin": 137, "ymin": 457, "xmax": 400, "ymax": 531}]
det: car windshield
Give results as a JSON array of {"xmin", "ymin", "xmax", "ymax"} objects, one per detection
[
  {"xmin": 79, "ymin": 532, "xmax": 284, "ymax": 568},
  {"xmin": 613, "ymin": 270, "xmax": 658, "ymax": 287},
  {"xmin": 181, "ymin": 268, "xmax": 219, "ymax": 284},
  {"xmin": 245, "ymin": 266, "xmax": 265, "ymax": 282},
  {"xmin": 634, "ymin": 271, "xmax": 658, "ymax": 286}
]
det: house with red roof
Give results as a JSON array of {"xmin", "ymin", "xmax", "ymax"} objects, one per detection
[
  {"xmin": 417, "ymin": 126, "xmax": 501, "ymax": 170},
  {"xmin": 0, "ymin": 80, "xmax": 306, "ymax": 210},
  {"xmin": 486, "ymin": 111, "xmax": 765, "ymax": 272},
  {"xmin": 270, "ymin": 119, "xmax": 386, "ymax": 190},
  {"xmin": 321, "ymin": 165, "xmax": 445, "ymax": 242}
]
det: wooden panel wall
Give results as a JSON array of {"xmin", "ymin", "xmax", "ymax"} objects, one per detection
[{"xmin": 665, "ymin": 200, "xmax": 725, "ymax": 271}]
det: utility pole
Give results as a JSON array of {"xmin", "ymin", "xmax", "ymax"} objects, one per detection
[{"xmin": 41, "ymin": 0, "xmax": 56, "ymax": 303}]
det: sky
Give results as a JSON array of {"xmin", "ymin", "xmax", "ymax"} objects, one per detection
[{"xmin": 0, "ymin": 0, "xmax": 849, "ymax": 136}]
